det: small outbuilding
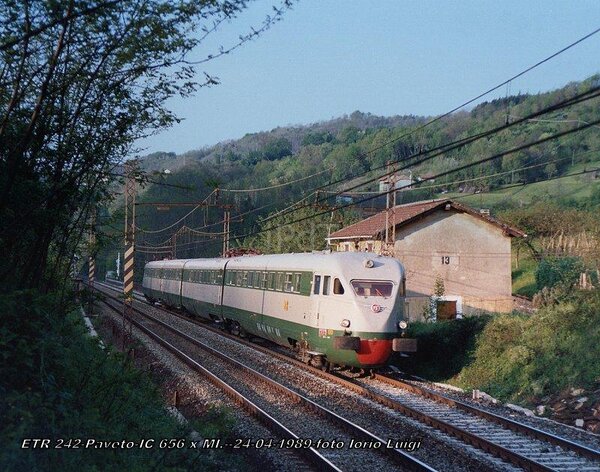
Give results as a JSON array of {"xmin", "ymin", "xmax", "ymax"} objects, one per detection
[{"xmin": 326, "ymin": 199, "xmax": 525, "ymax": 321}]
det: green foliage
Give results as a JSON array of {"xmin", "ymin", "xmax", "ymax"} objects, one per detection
[
  {"xmin": 0, "ymin": 0, "xmax": 286, "ymax": 291},
  {"xmin": 535, "ymin": 256, "xmax": 584, "ymax": 290},
  {"xmin": 262, "ymin": 137, "xmax": 293, "ymax": 161},
  {"xmin": 338, "ymin": 125, "xmax": 361, "ymax": 144},
  {"xmin": 433, "ymin": 276, "xmax": 445, "ymax": 297},
  {"xmin": 395, "ymin": 316, "xmax": 491, "ymax": 381},
  {"xmin": 0, "ymin": 291, "xmax": 235, "ymax": 470},
  {"xmin": 302, "ymin": 131, "xmax": 334, "ymax": 146},
  {"xmin": 246, "ymin": 207, "xmax": 350, "ymax": 254},
  {"xmin": 455, "ymin": 289, "xmax": 600, "ymax": 401},
  {"xmin": 511, "ymin": 256, "xmax": 538, "ymax": 298}
]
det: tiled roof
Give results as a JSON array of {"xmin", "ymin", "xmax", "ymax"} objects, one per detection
[{"xmin": 328, "ymin": 199, "xmax": 526, "ymax": 240}]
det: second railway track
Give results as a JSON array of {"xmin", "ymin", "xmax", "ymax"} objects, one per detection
[
  {"xmin": 96, "ymin": 283, "xmax": 435, "ymax": 472},
  {"xmin": 93, "ymin": 281, "xmax": 600, "ymax": 472}
]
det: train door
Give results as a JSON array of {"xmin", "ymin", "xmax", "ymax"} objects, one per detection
[
  {"xmin": 316, "ymin": 275, "xmax": 352, "ymax": 332},
  {"xmin": 311, "ymin": 274, "xmax": 322, "ymax": 329}
]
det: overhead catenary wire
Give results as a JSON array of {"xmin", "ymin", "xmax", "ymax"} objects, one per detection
[
  {"xmin": 220, "ymin": 167, "xmax": 333, "ymax": 193},
  {"xmin": 256, "ymin": 85, "xmax": 600, "ymax": 226},
  {"xmin": 136, "ymin": 27, "xmax": 600, "ymax": 241},
  {"xmin": 140, "ymin": 165, "xmax": 600, "ymax": 254},
  {"xmin": 232, "ymin": 116, "xmax": 600, "ymax": 243},
  {"xmin": 138, "ymin": 88, "xmax": 600, "ymax": 252},
  {"xmin": 135, "ymin": 189, "xmax": 218, "ymax": 234},
  {"xmin": 132, "ymin": 28, "xmax": 600, "ymax": 252},
  {"xmin": 249, "ymin": 27, "xmax": 600, "ymax": 218},
  {"xmin": 141, "ymin": 90, "xmax": 600, "ymax": 250}
]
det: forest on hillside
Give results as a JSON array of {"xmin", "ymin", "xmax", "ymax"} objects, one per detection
[{"xmin": 97, "ymin": 75, "xmax": 600, "ymax": 281}]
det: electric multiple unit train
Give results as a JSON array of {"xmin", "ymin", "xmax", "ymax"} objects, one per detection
[{"xmin": 142, "ymin": 252, "xmax": 416, "ymax": 369}]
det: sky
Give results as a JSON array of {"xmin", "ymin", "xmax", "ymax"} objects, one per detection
[{"xmin": 136, "ymin": 0, "xmax": 600, "ymax": 156}]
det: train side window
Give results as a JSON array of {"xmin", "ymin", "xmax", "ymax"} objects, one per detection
[
  {"xmin": 284, "ymin": 273, "xmax": 292, "ymax": 292},
  {"xmin": 268, "ymin": 272, "xmax": 275, "ymax": 290},
  {"xmin": 333, "ymin": 278, "xmax": 345, "ymax": 295},
  {"xmin": 262, "ymin": 272, "xmax": 268, "ymax": 289},
  {"xmin": 293, "ymin": 273, "xmax": 301, "ymax": 293},
  {"xmin": 255, "ymin": 272, "xmax": 262, "ymax": 288},
  {"xmin": 276, "ymin": 273, "xmax": 284, "ymax": 291},
  {"xmin": 323, "ymin": 276, "xmax": 331, "ymax": 295},
  {"xmin": 313, "ymin": 275, "xmax": 321, "ymax": 294},
  {"xmin": 248, "ymin": 271, "xmax": 254, "ymax": 287}
]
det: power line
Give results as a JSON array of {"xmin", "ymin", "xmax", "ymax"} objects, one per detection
[
  {"xmin": 131, "ymin": 29, "xmax": 600, "ymax": 253},
  {"xmin": 135, "ymin": 189, "xmax": 218, "ymax": 234},
  {"xmin": 257, "ymin": 86, "xmax": 600, "ymax": 226},
  {"xmin": 221, "ymin": 167, "xmax": 333, "ymax": 193},
  {"xmin": 233, "ymin": 116, "xmax": 600, "ymax": 243},
  {"xmin": 135, "ymin": 27, "xmax": 600, "ymax": 238},
  {"xmin": 142, "ymin": 165, "xmax": 600, "ymax": 255},
  {"xmin": 137, "ymin": 89, "xmax": 600, "ymax": 252},
  {"xmin": 252, "ymin": 26, "xmax": 600, "ymax": 215}
]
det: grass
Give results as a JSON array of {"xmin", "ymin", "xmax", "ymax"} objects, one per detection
[
  {"xmin": 512, "ymin": 253, "xmax": 538, "ymax": 298},
  {"xmin": 442, "ymin": 160, "xmax": 600, "ymax": 209},
  {"xmin": 453, "ymin": 289, "xmax": 600, "ymax": 402}
]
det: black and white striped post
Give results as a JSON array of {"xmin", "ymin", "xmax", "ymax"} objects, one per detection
[
  {"xmin": 123, "ymin": 161, "xmax": 137, "ymax": 344},
  {"xmin": 88, "ymin": 208, "xmax": 96, "ymax": 314},
  {"xmin": 88, "ymin": 208, "xmax": 96, "ymax": 286}
]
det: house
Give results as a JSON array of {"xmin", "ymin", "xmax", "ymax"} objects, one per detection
[
  {"xmin": 379, "ymin": 171, "xmax": 413, "ymax": 192},
  {"xmin": 326, "ymin": 199, "xmax": 526, "ymax": 321}
]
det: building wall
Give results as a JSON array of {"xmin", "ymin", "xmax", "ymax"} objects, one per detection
[
  {"xmin": 393, "ymin": 210, "xmax": 513, "ymax": 319},
  {"xmin": 332, "ymin": 209, "xmax": 514, "ymax": 320}
]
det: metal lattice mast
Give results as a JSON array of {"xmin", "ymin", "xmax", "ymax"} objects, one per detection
[
  {"xmin": 222, "ymin": 210, "xmax": 230, "ymax": 255},
  {"xmin": 123, "ymin": 161, "xmax": 137, "ymax": 344}
]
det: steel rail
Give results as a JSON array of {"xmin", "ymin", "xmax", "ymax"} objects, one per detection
[
  {"xmin": 374, "ymin": 374, "xmax": 600, "ymax": 463},
  {"xmin": 95, "ymin": 282, "xmax": 600, "ymax": 471},
  {"xmin": 95, "ymin": 286, "xmax": 436, "ymax": 472},
  {"xmin": 98, "ymin": 295, "xmax": 340, "ymax": 472}
]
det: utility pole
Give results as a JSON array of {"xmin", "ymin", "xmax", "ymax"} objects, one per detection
[
  {"xmin": 123, "ymin": 160, "xmax": 137, "ymax": 345},
  {"xmin": 385, "ymin": 161, "xmax": 390, "ymax": 245},
  {"xmin": 222, "ymin": 210, "xmax": 230, "ymax": 255},
  {"xmin": 391, "ymin": 165, "xmax": 397, "ymax": 249}
]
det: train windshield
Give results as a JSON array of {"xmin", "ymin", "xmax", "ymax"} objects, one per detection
[{"xmin": 351, "ymin": 280, "xmax": 394, "ymax": 298}]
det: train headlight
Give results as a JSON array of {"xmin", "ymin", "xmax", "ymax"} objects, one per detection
[
  {"xmin": 340, "ymin": 319, "xmax": 351, "ymax": 328},
  {"xmin": 363, "ymin": 259, "xmax": 374, "ymax": 268},
  {"xmin": 398, "ymin": 320, "xmax": 408, "ymax": 330}
]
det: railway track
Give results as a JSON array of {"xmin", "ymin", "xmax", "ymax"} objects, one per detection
[
  {"xmin": 95, "ymin": 283, "xmax": 435, "ymax": 472},
  {"xmin": 93, "ymin": 281, "xmax": 600, "ymax": 471}
]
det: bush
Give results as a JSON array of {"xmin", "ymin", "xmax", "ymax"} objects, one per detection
[
  {"xmin": 455, "ymin": 289, "xmax": 600, "ymax": 402},
  {"xmin": 535, "ymin": 256, "xmax": 584, "ymax": 291},
  {"xmin": 0, "ymin": 291, "xmax": 235, "ymax": 471},
  {"xmin": 394, "ymin": 316, "xmax": 491, "ymax": 381}
]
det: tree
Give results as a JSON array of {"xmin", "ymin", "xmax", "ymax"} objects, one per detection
[
  {"xmin": 535, "ymin": 256, "xmax": 584, "ymax": 291},
  {"xmin": 262, "ymin": 137, "xmax": 293, "ymax": 161},
  {"xmin": 0, "ymin": 0, "xmax": 293, "ymax": 292},
  {"xmin": 246, "ymin": 207, "xmax": 358, "ymax": 254}
]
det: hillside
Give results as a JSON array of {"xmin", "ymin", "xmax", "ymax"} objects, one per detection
[
  {"xmin": 96, "ymin": 75, "xmax": 600, "ymax": 278},
  {"xmin": 138, "ymin": 111, "xmax": 428, "ymax": 173}
]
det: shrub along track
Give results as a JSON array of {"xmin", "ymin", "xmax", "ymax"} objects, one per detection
[{"xmin": 94, "ymin": 281, "xmax": 600, "ymax": 471}]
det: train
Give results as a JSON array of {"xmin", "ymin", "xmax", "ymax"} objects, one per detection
[{"xmin": 141, "ymin": 252, "xmax": 416, "ymax": 370}]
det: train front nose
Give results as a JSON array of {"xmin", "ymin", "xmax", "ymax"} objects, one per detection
[{"xmin": 356, "ymin": 339, "xmax": 393, "ymax": 366}]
